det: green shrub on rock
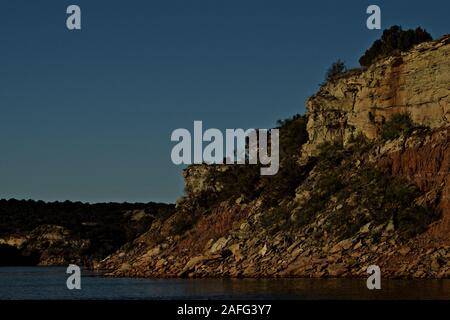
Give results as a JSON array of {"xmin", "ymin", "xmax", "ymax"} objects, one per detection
[
  {"xmin": 380, "ymin": 112, "xmax": 416, "ymax": 140},
  {"xmin": 359, "ymin": 26, "xmax": 432, "ymax": 67}
]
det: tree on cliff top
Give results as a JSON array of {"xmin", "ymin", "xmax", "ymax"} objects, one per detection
[
  {"xmin": 324, "ymin": 59, "xmax": 347, "ymax": 83},
  {"xmin": 359, "ymin": 25, "xmax": 432, "ymax": 67}
]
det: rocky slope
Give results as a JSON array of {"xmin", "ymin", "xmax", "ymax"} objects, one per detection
[{"xmin": 97, "ymin": 36, "xmax": 449, "ymax": 279}]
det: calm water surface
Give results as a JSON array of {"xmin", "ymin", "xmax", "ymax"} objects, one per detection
[{"xmin": 1, "ymin": 267, "xmax": 450, "ymax": 300}]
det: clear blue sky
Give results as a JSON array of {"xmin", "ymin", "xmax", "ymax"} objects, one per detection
[{"xmin": 0, "ymin": 0, "xmax": 448, "ymax": 203}]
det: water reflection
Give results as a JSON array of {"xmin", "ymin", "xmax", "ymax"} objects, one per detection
[{"xmin": 1, "ymin": 267, "xmax": 450, "ymax": 300}]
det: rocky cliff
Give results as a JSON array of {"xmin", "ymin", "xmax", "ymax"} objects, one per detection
[
  {"xmin": 97, "ymin": 36, "xmax": 449, "ymax": 279},
  {"xmin": 303, "ymin": 35, "xmax": 449, "ymax": 156}
]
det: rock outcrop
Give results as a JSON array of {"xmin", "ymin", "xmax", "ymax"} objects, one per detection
[
  {"xmin": 98, "ymin": 36, "xmax": 450, "ymax": 279},
  {"xmin": 303, "ymin": 35, "xmax": 449, "ymax": 156},
  {"xmin": 98, "ymin": 126, "xmax": 450, "ymax": 279},
  {"xmin": 374, "ymin": 127, "xmax": 450, "ymax": 243},
  {"xmin": 0, "ymin": 225, "xmax": 90, "ymax": 266}
]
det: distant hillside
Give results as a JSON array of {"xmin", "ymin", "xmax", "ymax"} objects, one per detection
[{"xmin": 0, "ymin": 199, "xmax": 174, "ymax": 266}]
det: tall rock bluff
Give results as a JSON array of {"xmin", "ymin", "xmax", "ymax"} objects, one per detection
[
  {"xmin": 303, "ymin": 35, "xmax": 449, "ymax": 156},
  {"xmin": 98, "ymin": 36, "xmax": 450, "ymax": 279}
]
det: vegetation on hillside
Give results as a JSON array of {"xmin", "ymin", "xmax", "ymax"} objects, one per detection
[
  {"xmin": 359, "ymin": 25, "xmax": 432, "ymax": 67},
  {"xmin": 173, "ymin": 110, "xmax": 437, "ymax": 242},
  {"xmin": 0, "ymin": 199, "xmax": 175, "ymax": 259},
  {"xmin": 172, "ymin": 114, "xmax": 310, "ymax": 234},
  {"xmin": 260, "ymin": 135, "xmax": 438, "ymax": 240},
  {"xmin": 380, "ymin": 112, "xmax": 428, "ymax": 141},
  {"xmin": 320, "ymin": 26, "xmax": 432, "ymax": 86}
]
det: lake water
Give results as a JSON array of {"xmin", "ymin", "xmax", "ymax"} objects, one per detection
[{"xmin": 1, "ymin": 267, "xmax": 450, "ymax": 300}]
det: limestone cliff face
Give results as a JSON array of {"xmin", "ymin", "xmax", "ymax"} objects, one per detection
[{"xmin": 303, "ymin": 36, "xmax": 450, "ymax": 156}]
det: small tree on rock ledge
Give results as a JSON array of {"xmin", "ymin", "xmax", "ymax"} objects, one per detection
[{"xmin": 324, "ymin": 59, "xmax": 347, "ymax": 84}]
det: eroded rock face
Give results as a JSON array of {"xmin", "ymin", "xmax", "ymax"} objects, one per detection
[
  {"xmin": 98, "ymin": 128, "xmax": 450, "ymax": 279},
  {"xmin": 97, "ymin": 35, "xmax": 450, "ymax": 280},
  {"xmin": 374, "ymin": 128, "xmax": 450, "ymax": 242},
  {"xmin": 303, "ymin": 36, "xmax": 450, "ymax": 156},
  {"xmin": 182, "ymin": 165, "xmax": 232, "ymax": 198}
]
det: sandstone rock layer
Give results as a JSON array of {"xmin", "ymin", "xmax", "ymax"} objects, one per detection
[{"xmin": 303, "ymin": 36, "xmax": 450, "ymax": 156}]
